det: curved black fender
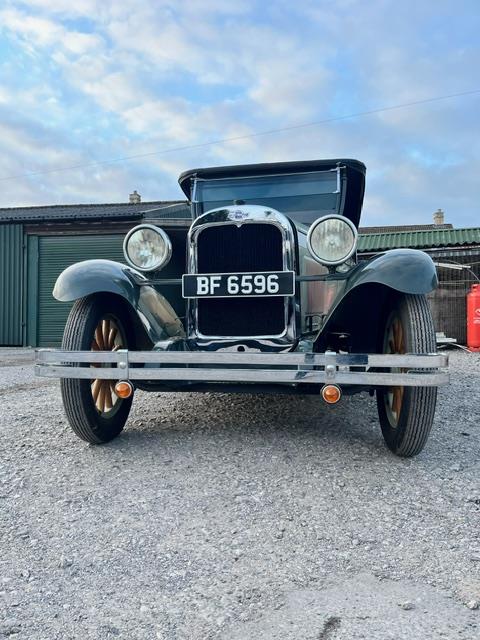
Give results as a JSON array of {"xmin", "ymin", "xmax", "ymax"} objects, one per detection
[
  {"xmin": 53, "ymin": 259, "xmax": 185, "ymax": 343},
  {"xmin": 315, "ymin": 249, "xmax": 438, "ymax": 348},
  {"xmin": 345, "ymin": 248, "xmax": 438, "ymax": 295}
]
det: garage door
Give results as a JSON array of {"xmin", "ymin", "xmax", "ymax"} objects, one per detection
[{"xmin": 37, "ymin": 235, "xmax": 125, "ymax": 347}]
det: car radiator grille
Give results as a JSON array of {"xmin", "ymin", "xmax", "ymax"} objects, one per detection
[{"xmin": 196, "ymin": 223, "xmax": 286, "ymax": 337}]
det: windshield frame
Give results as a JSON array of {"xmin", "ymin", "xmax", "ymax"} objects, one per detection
[{"xmin": 191, "ymin": 167, "xmax": 343, "ymax": 224}]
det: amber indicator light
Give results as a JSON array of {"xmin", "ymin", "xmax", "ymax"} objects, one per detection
[
  {"xmin": 114, "ymin": 381, "xmax": 133, "ymax": 399},
  {"xmin": 321, "ymin": 384, "xmax": 342, "ymax": 404}
]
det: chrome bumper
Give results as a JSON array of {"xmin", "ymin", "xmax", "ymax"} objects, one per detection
[{"xmin": 35, "ymin": 350, "xmax": 449, "ymax": 386}]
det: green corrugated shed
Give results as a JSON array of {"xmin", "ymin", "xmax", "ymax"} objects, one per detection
[
  {"xmin": 0, "ymin": 201, "xmax": 192, "ymax": 347},
  {"xmin": 0, "ymin": 224, "xmax": 23, "ymax": 345},
  {"xmin": 358, "ymin": 227, "xmax": 480, "ymax": 252}
]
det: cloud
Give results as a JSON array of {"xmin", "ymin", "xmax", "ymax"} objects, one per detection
[
  {"xmin": 0, "ymin": 0, "xmax": 478, "ymax": 228},
  {"xmin": 0, "ymin": 8, "xmax": 62, "ymax": 47}
]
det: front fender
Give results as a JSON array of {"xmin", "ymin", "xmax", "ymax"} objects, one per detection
[
  {"xmin": 314, "ymin": 249, "xmax": 437, "ymax": 346},
  {"xmin": 346, "ymin": 248, "xmax": 438, "ymax": 295},
  {"xmin": 53, "ymin": 259, "xmax": 185, "ymax": 343}
]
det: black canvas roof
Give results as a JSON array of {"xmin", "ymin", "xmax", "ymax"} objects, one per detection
[
  {"xmin": 0, "ymin": 200, "xmax": 189, "ymax": 223},
  {"xmin": 178, "ymin": 158, "xmax": 366, "ymax": 197},
  {"xmin": 179, "ymin": 158, "xmax": 366, "ymax": 227}
]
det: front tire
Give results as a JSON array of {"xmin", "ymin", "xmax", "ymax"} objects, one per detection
[
  {"xmin": 61, "ymin": 295, "xmax": 134, "ymax": 444},
  {"xmin": 376, "ymin": 294, "xmax": 437, "ymax": 457}
]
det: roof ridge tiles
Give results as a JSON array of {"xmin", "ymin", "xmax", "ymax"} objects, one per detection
[{"xmin": 0, "ymin": 199, "xmax": 184, "ymax": 213}]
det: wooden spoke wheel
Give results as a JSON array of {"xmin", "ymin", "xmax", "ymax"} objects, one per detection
[
  {"xmin": 60, "ymin": 295, "xmax": 134, "ymax": 444},
  {"xmin": 383, "ymin": 315, "xmax": 405, "ymax": 427},
  {"xmin": 90, "ymin": 316, "xmax": 125, "ymax": 416},
  {"xmin": 376, "ymin": 294, "xmax": 438, "ymax": 457}
]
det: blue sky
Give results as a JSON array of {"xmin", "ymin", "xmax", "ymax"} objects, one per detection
[{"xmin": 0, "ymin": 0, "xmax": 479, "ymax": 227}]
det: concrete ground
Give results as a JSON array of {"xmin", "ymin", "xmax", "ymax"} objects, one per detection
[{"xmin": 0, "ymin": 348, "xmax": 479, "ymax": 639}]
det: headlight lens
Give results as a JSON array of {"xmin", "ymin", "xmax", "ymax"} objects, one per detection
[
  {"xmin": 123, "ymin": 224, "xmax": 172, "ymax": 272},
  {"xmin": 307, "ymin": 215, "xmax": 357, "ymax": 265}
]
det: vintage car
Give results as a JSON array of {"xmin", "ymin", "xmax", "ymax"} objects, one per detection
[{"xmin": 36, "ymin": 159, "xmax": 449, "ymax": 456}]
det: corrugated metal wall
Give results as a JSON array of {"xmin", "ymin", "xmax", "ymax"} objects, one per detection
[
  {"xmin": 427, "ymin": 250, "xmax": 480, "ymax": 345},
  {"xmin": 0, "ymin": 225, "xmax": 23, "ymax": 346},
  {"xmin": 37, "ymin": 235, "xmax": 125, "ymax": 346}
]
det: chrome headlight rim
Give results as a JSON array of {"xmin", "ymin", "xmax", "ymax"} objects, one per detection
[
  {"xmin": 123, "ymin": 223, "xmax": 172, "ymax": 272},
  {"xmin": 307, "ymin": 214, "xmax": 358, "ymax": 266}
]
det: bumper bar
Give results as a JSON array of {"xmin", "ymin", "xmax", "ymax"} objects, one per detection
[{"xmin": 35, "ymin": 349, "xmax": 449, "ymax": 387}]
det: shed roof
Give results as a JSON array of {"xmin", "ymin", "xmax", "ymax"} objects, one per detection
[
  {"xmin": 359, "ymin": 223, "xmax": 453, "ymax": 234},
  {"xmin": 0, "ymin": 200, "xmax": 189, "ymax": 223},
  {"xmin": 358, "ymin": 227, "xmax": 480, "ymax": 252}
]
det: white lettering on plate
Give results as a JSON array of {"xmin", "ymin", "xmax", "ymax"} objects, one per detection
[
  {"xmin": 196, "ymin": 276, "xmax": 210, "ymax": 295},
  {"xmin": 210, "ymin": 276, "xmax": 221, "ymax": 294}
]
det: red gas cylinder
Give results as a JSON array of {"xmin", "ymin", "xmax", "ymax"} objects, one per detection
[{"xmin": 467, "ymin": 283, "xmax": 480, "ymax": 352}]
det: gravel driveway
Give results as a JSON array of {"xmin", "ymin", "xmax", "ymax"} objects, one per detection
[{"xmin": 1, "ymin": 349, "xmax": 479, "ymax": 639}]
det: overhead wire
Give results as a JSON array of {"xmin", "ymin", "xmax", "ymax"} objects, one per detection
[{"xmin": 1, "ymin": 88, "xmax": 479, "ymax": 182}]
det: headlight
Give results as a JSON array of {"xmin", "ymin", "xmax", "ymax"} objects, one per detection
[
  {"xmin": 123, "ymin": 224, "xmax": 172, "ymax": 272},
  {"xmin": 307, "ymin": 215, "xmax": 357, "ymax": 266}
]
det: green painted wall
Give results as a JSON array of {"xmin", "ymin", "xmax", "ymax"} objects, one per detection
[{"xmin": 0, "ymin": 224, "xmax": 23, "ymax": 346}]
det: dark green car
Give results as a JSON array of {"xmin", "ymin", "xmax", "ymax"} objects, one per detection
[{"xmin": 36, "ymin": 159, "xmax": 448, "ymax": 456}]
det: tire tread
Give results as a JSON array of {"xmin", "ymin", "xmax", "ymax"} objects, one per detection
[{"xmin": 377, "ymin": 293, "xmax": 438, "ymax": 457}]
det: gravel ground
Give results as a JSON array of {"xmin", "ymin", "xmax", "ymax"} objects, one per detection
[{"xmin": 0, "ymin": 348, "xmax": 479, "ymax": 639}]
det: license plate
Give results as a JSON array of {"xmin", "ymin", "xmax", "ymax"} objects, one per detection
[{"xmin": 182, "ymin": 271, "xmax": 295, "ymax": 299}]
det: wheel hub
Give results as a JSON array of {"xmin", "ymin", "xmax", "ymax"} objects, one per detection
[{"xmin": 91, "ymin": 316, "xmax": 125, "ymax": 415}]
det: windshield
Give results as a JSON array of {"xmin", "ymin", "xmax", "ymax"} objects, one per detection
[{"xmin": 194, "ymin": 169, "xmax": 341, "ymax": 225}]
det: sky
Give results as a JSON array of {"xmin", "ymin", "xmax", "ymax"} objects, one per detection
[{"xmin": 0, "ymin": 0, "xmax": 479, "ymax": 227}]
